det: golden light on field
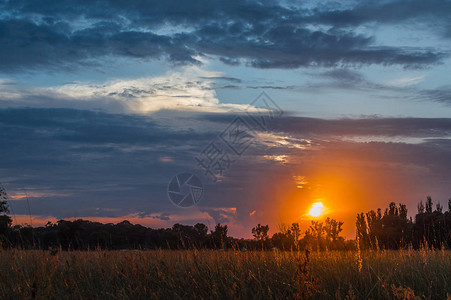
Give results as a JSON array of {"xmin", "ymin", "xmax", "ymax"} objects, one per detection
[{"xmin": 308, "ymin": 202, "xmax": 325, "ymax": 217}]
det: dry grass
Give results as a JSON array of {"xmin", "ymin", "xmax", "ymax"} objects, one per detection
[{"xmin": 0, "ymin": 248, "xmax": 449, "ymax": 299}]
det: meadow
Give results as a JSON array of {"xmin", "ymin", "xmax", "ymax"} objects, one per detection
[{"xmin": 0, "ymin": 249, "xmax": 449, "ymax": 299}]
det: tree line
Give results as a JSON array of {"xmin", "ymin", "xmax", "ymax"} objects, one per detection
[
  {"xmin": 0, "ymin": 184, "xmax": 450, "ymax": 250},
  {"xmin": 0, "ymin": 199, "xmax": 349, "ymax": 250},
  {"xmin": 0, "ymin": 214, "xmax": 349, "ymax": 251},
  {"xmin": 356, "ymin": 197, "xmax": 451, "ymax": 249}
]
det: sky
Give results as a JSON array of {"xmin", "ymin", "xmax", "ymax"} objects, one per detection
[{"xmin": 1, "ymin": 0, "xmax": 450, "ymax": 238}]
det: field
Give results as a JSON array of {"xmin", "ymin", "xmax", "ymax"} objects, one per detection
[{"xmin": 0, "ymin": 249, "xmax": 449, "ymax": 299}]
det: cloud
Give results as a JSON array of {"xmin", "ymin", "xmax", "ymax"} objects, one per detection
[
  {"xmin": 272, "ymin": 116, "xmax": 451, "ymax": 138},
  {"xmin": 306, "ymin": 0, "xmax": 451, "ymax": 28},
  {"xmin": 0, "ymin": 67, "xmax": 252, "ymax": 113},
  {"xmin": 309, "ymin": 68, "xmax": 427, "ymax": 93},
  {"xmin": 0, "ymin": 0, "xmax": 448, "ymax": 72},
  {"xmin": 199, "ymin": 76, "xmax": 242, "ymax": 83},
  {"xmin": 200, "ymin": 207, "xmax": 237, "ymax": 224},
  {"xmin": 246, "ymin": 85, "xmax": 296, "ymax": 90},
  {"xmin": 319, "ymin": 68, "xmax": 364, "ymax": 84},
  {"xmin": 0, "ymin": 18, "xmax": 200, "ymax": 72},
  {"xmin": 199, "ymin": 112, "xmax": 451, "ymax": 139},
  {"xmin": 293, "ymin": 68, "xmax": 451, "ymax": 107},
  {"xmin": 418, "ymin": 86, "xmax": 451, "ymax": 104},
  {"xmin": 387, "ymin": 75, "xmax": 426, "ymax": 87}
]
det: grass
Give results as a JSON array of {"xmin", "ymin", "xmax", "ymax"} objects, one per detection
[{"xmin": 0, "ymin": 248, "xmax": 449, "ymax": 299}]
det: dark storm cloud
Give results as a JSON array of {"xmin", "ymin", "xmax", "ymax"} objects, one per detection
[
  {"xmin": 0, "ymin": 0, "xmax": 448, "ymax": 72},
  {"xmin": 419, "ymin": 86, "xmax": 451, "ymax": 104},
  {"xmin": 246, "ymin": 85, "xmax": 296, "ymax": 90},
  {"xmin": 0, "ymin": 108, "xmax": 216, "ymax": 146},
  {"xmin": 307, "ymin": 0, "xmax": 451, "ymax": 26},
  {"xmin": 199, "ymin": 76, "xmax": 242, "ymax": 84},
  {"xmin": 288, "ymin": 68, "xmax": 451, "ymax": 103},
  {"xmin": 304, "ymin": 68, "xmax": 370, "ymax": 90},
  {"xmin": 0, "ymin": 18, "xmax": 200, "ymax": 72},
  {"xmin": 198, "ymin": 112, "xmax": 451, "ymax": 138},
  {"xmin": 271, "ymin": 116, "xmax": 451, "ymax": 138},
  {"xmin": 319, "ymin": 69, "xmax": 364, "ymax": 84}
]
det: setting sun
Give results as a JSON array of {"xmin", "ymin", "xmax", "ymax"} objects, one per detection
[{"xmin": 309, "ymin": 202, "xmax": 325, "ymax": 217}]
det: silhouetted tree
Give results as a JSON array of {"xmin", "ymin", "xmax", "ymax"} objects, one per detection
[
  {"xmin": 210, "ymin": 223, "xmax": 228, "ymax": 248},
  {"xmin": 324, "ymin": 217, "xmax": 344, "ymax": 248},
  {"xmin": 0, "ymin": 186, "xmax": 12, "ymax": 247},
  {"xmin": 252, "ymin": 224, "xmax": 269, "ymax": 241},
  {"xmin": 414, "ymin": 196, "xmax": 450, "ymax": 248},
  {"xmin": 436, "ymin": 203, "xmax": 443, "ymax": 213},
  {"xmin": 366, "ymin": 209, "xmax": 383, "ymax": 248},
  {"xmin": 291, "ymin": 223, "xmax": 301, "ymax": 248},
  {"xmin": 252, "ymin": 224, "xmax": 269, "ymax": 248},
  {"xmin": 356, "ymin": 213, "xmax": 368, "ymax": 248},
  {"xmin": 426, "ymin": 196, "xmax": 433, "ymax": 213},
  {"xmin": 271, "ymin": 232, "xmax": 293, "ymax": 250},
  {"xmin": 305, "ymin": 221, "xmax": 326, "ymax": 250},
  {"xmin": 271, "ymin": 224, "xmax": 295, "ymax": 250},
  {"xmin": 194, "ymin": 223, "xmax": 208, "ymax": 239},
  {"xmin": 417, "ymin": 201, "xmax": 425, "ymax": 214},
  {"xmin": 357, "ymin": 197, "xmax": 451, "ymax": 250}
]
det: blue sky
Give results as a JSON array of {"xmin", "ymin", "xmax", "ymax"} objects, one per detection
[{"xmin": 1, "ymin": 0, "xmax": 450, "ymax": 237}]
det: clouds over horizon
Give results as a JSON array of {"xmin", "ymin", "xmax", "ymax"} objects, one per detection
[
  {"xmin": 1, "ymin": 107, "xmax": 450, "ymax": 237},
  {"xmin": 0, "ymin": 0, "xmax": 450, "ymax": 72}
]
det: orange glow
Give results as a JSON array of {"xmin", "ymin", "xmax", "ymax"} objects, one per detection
[{"xmin": 308, "ymin": 202, "xmax": 325, "ymax": 217}]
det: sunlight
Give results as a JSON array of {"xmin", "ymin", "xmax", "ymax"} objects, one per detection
[{"xmin": 308, "ymin": 202, "xmax": 325, "ymax": 217}]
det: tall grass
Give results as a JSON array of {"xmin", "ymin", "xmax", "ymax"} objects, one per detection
[{"xmin": 0, "ymin": 248, "xmax": 449, "ymax": 299}]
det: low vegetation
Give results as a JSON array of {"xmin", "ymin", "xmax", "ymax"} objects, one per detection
[{"xmin": 0, "ymin": 248, "xmax": 449, "ymax": 299}]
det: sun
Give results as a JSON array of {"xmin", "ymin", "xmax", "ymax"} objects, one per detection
[{"xmin": 308, "ymin": 202, "xmax": 325, "ymax": 217}]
